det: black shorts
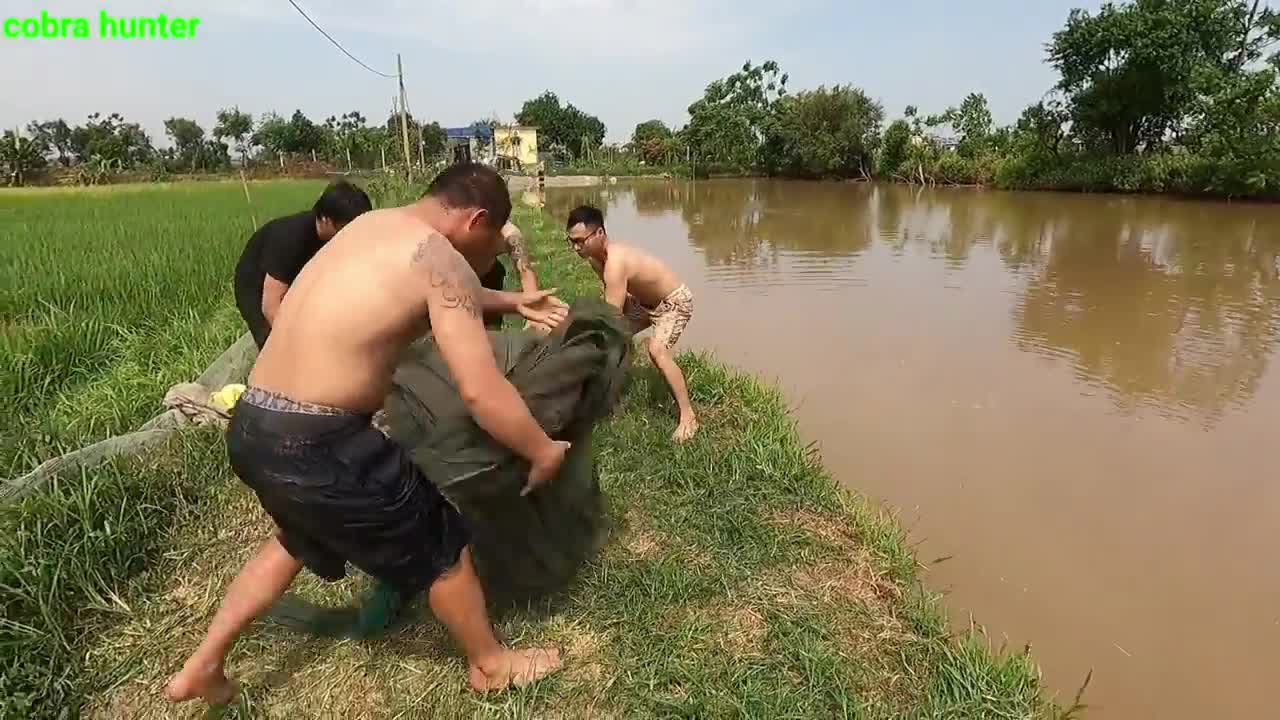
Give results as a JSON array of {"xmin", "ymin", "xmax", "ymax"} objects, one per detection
[{"xmin": 226, "ymin": 387, "xmax": 469, "ymax": 597}]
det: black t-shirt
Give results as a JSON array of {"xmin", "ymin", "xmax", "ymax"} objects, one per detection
[{"xmin": 233, "ymin": 211, "xmax": 324, "ymax": 330}]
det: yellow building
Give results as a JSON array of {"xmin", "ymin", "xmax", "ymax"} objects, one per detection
[{"xmin": 493, "ymin": 125, "xmax": 539, "ymax": 171}]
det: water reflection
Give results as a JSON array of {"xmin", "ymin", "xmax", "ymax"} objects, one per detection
[
  {"xmin": 1009, "ymin": 198, "xmax": 1280, "ymax": 423},
  {"xmin": 544, "ymin": 180, "xmax": 1280, "ymax": 424}
]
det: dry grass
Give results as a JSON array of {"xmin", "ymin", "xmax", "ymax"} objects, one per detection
[{"xmin": 618, "ymin": 509, "xmax": 664, "ymax": 560}]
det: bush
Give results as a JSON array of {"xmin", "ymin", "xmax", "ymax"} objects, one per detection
[
  {"xmin": 986, "ymin": 151, "xmax": 1280, "ymax": 199},
  {"xmin": 877, "ymin": 120, "xmax": 912, "ymax": 179}
]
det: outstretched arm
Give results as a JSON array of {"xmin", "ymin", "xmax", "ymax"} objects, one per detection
[
  {"xmin": 503, "ymin": 222, "xmax": 539, "ymax": 293},
  {"xmin": 413, "ymin": 234, "xmax": 567, "ymax": 489}
]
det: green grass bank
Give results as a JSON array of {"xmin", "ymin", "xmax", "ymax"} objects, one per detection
[{"xmin": 1, "ymin": 180, "xmax": 1072, "ymax": 719}]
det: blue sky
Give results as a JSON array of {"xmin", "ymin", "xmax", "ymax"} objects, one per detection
[{"xmin": 0, "ymin": 0, "xmax": 1104, "ymax": 147}]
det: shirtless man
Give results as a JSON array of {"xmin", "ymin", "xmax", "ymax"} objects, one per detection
[
  {"xmin": 165, "ymin": 163, "xmax": 569, "ymax": 707},
  {"xmin": 565, "ymin": 205, "xmax": 698, "ymax": 442}
]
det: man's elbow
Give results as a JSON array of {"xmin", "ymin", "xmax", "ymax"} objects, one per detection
[{"xmin": 457, "ymin": 374, "xmax": 500, "ymax": 412}]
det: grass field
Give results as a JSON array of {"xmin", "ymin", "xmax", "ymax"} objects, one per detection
[
  {"xmin": 0, "ymin": 180, "xmax": 1071, "ymax": 719},
  {"xmin": 0, "ymin": 180, "xmax": 331, "ymax": 479}
]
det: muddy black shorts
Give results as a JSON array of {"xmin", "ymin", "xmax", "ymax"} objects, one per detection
[{"xmin": 226, "ymin": 387, "xmax": 470, "ymax": 597}]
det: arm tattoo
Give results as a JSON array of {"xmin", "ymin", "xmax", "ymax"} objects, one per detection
[
  {"xmin": 411, "ymin": 233, "xmax": 483, "ymax": 320},
  {"xmin": 508, "ymin": 231, "xmax": 533, "ymax": 273}
]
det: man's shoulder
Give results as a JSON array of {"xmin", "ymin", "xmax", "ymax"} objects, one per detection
[
  {"xmin": 268, "ymin": 210, "xmax": 314, "ymax": 232},
  {"xmin": 253, "ymin": 210, "xmax": 313, "ymax": 243}
]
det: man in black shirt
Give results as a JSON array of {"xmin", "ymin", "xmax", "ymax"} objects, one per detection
[{"xmin": 233, "ymin": 181, "xmax": 373, "ymax": 348}]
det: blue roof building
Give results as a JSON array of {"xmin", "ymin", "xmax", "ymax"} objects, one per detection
[{"xmin": 444, "ymin": 124, "xmax": 494, "ymax": 142}]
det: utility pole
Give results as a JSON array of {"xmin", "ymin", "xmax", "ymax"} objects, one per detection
[
  {"xmin": 403, "ymin": 80, "xmax": 426, "ymax": 168},
  {"xmin": 397, "ymin": 53, "xmax": 413, "ymax": 181}
]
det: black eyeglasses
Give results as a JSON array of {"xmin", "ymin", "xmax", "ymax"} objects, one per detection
[{"xmin": 566, "ymin": 228, "xmax": 597, "ymax": 246}]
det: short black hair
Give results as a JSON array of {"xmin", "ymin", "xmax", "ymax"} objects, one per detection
[
  {"xmin": 566, "ymin": 205, "xmax": 604, "ymax": 232},
  {"xmin": 424, "ymin": 162, "xmax": 512, "ymax": 230},
  {"xmin": 313, "ymin": 180, "xmax": 372, "ymax": 225}
]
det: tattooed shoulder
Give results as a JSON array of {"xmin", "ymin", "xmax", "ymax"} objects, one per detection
[{"xmin": 411, "ymin": 233, "xmax": 482, "ymax": 319}]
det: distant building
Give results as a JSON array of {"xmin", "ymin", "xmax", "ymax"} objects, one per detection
[
  {"xmin": 909, "ymin": 133, "xmax": 961, "ymax": 151},
  {"xmin": 444, "ymin": 124, "xmax": 495, "ymax": 165},
  {"xmin": 443, "ymin": 123, "xmax": 540, "ymax": 172},
  {"xmin": 493, "ymin": 125, "xmax": 539, "ymax": 171}
]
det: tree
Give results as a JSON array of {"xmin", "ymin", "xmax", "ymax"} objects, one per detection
[
  {"xmin": 928, "ymin": 93, "xmax": 994, "ymax": 158},
  {"xmin": 682, "ymin": 60, "xmax": 788, "ymax": 169},
  {"xmin": 253, "ymin": 110, "xmax": 324, "ymax": 157},
  {"xmin": 761, "ymin": 85, "xmax": 884, "ymax": 178},
  {"xmin": 0, "ymin": 130, "xmax": 49, "ymax": 185},
  {"xmin": 515, "ymin": 91, "xmax": 606, "ymax": 159},
  {"xmin": 421, "ymin": 121, "xmax": 447, "ymax": 159},
  {"xmin": 1047, "ymin": 0, "xmax": 1260, "ymax": 155},
  {"xmin": 214, "ymin": 107, "xmax": 254, "ymax": 164},
  {"xmin": 632, "ymin": 119, "xmax": 673, "ymax": 146},
  {"xmin": 164, "ymin": 117, "xmax": 206, "ymax": 171},
  {"xmin": 26, "ymin": 119, "xmax": 73, "ymax": 166},
  {"xmin": 878, "ymin": 119, "xmax": 912, "ymax": 178},
  {"xmin": 1012, "ymin": 100, "xmax": 1070, "ymax": 157},
  {"xmin": 69, "ymin": 112, "xmax": 153, "ymax": 168},
  {"xmin": 631, "ymin": 120, "xmax": 674, "ymax": 164},
  {"xmin": 252, "ymin": 112, "xmax": 289, "ymax": 156},
  {"xmin": 323, "ymin": 111, "xmax": 382, "ymax": 168},
  {"xmin": 383, "ymin": 111, "xmax": 424, "ymax": 165},
  {"xmin": 284, "ymin": 110, "xmax": 324, "ymax": 154}
]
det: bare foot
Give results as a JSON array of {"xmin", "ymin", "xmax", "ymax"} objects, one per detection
[
  {"xmin": 673, "ymin": 415, "xmax": 698, "ymax": 443},
  {"xmin": 164, "ymin": 660, "xmax": 239, "ymax": 705},
  {"xmin": 469, "ymin": 647, "xmax": 563, "ymax": 691}
]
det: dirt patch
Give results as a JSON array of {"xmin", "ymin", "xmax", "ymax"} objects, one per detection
[
  {"xmin": 709, "ymin": 604, "xmax": 768, "ymax": 658},
  {"xmin": 762, "ymin": 508, "xmax": 903, "ymax": 608},
  {"xmin": 620, "ymin": 510, "xmax": 664, "ymax": 560},
  {"xmin": 660, "ymin": 600, "xmax": 769, "ymax": 661},
  {"xmin": 768, "ymin": 508, "xmax": 863, "ymax": 550}
]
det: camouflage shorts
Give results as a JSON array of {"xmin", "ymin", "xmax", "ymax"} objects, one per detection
[{"xmin": 623, "ymin": 284, "xmax": 693, "ymax": 349}]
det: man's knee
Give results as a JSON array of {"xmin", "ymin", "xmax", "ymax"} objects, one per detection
[{"xmin": 646, "ymin": 337, "xmax": 671, "ymax": 360}]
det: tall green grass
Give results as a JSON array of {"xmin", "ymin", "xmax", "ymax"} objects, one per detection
[
  {"xmin": 0, "ymin": 431, "xmax": 228, "ymax": 719},
  {"xmin": 0, "ymin": 181, "xmax": 326, "ymax": 477}
]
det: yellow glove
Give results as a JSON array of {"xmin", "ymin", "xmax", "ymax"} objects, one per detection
[{"xmin": 210, "ymin": 383, "xmax": 246, "ymax": 412}]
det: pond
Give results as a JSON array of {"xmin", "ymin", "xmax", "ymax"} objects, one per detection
[{"xmin": 544, "ymin": 179, "xmax": 1280, "ymax": 720}]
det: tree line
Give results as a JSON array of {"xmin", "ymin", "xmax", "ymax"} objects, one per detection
[
  {"xmin": 657, "ymin": 0, "xmax": 1280, "ymax": 198},
  {"xmin": 0, "ymin": 91, "xmax": 610, "ymax": 186},
  {"xmin": 4, "ymin": 0, "xmax": 1278, "ymax": 198}
]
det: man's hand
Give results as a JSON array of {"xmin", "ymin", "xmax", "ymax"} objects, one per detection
[
  {"xmin": 523, "ymin": 319, "xmax": 556, "ymax": 336},
  {"xmin": 516, "ymin": 289, "xmax": 569, "ymax": 330},
  {"xmin": 523, "ymin": 440, "xmax": 572, "ymax": 496}
]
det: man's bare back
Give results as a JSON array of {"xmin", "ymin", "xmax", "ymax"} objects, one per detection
[{"xmin": 250, "ymin": 207, "xmax": 478, "ymax": 413}]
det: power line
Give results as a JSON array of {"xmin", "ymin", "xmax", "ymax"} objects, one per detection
[{"xmin": 284, "ymin": 0, "xmax": 397, "ymax": 79}]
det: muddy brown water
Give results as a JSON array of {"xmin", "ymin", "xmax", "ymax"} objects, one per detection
[{"xmin": 544, "ymin": 179, "xmax": 1280, "ymax": 719}]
